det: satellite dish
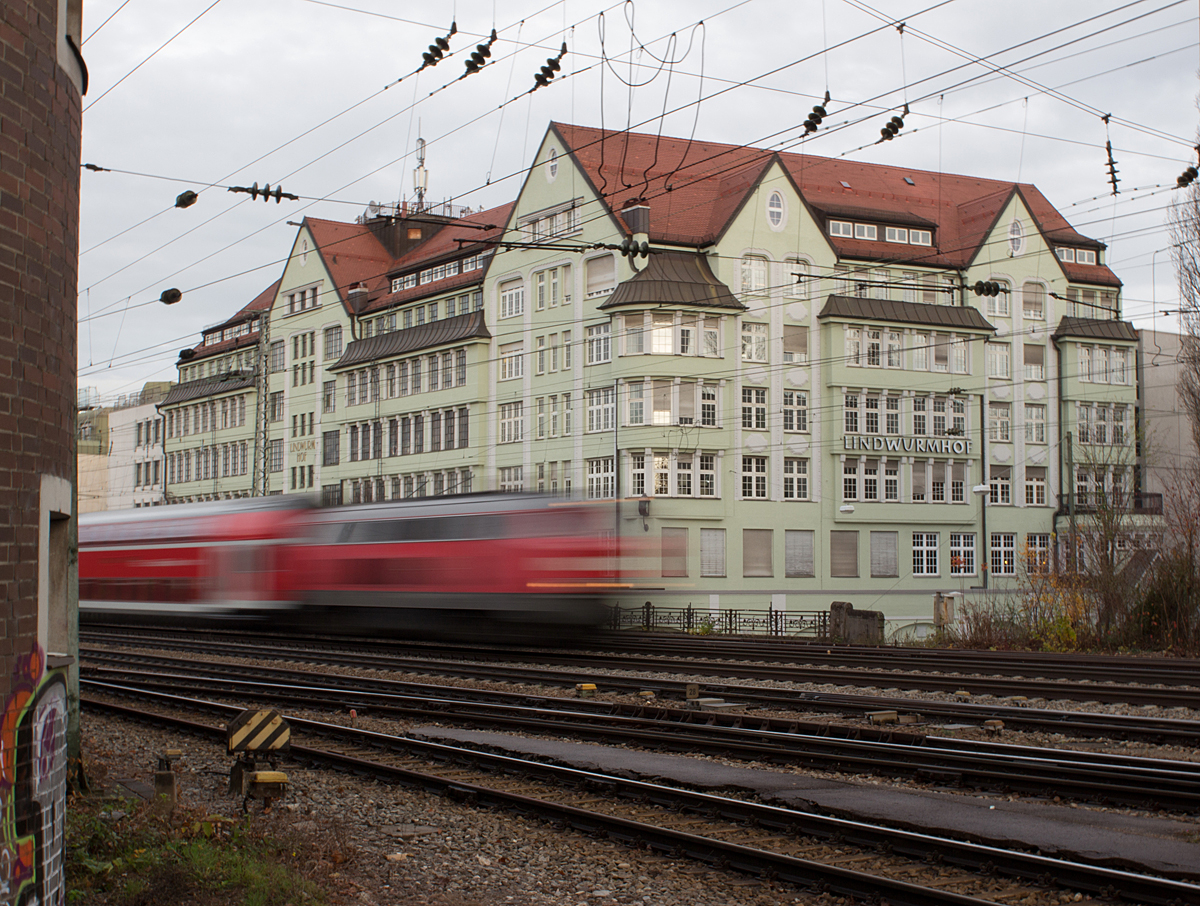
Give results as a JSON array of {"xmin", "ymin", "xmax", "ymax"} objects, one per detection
[{"xmin": 368, "ymin": 201, "xmax": 381, "ymax": 217}]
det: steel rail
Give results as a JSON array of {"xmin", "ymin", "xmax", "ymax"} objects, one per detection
[
  {"xmin": 80, "ymin": 628, "xmax": 1200, "ymax": 706},
  {"xmin": 81, "ymin": 690, "xmax": 1200, "ymax": 905},
  {"xmin": 82, "ymin": 666, "xmax": 1200, "ymax": 813},
  {"xmin": 80, "ymin": 642, "xmax": 1200, "ymax": 745}
]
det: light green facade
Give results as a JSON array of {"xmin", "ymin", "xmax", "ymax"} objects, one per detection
[{"xmin": 160, "ymin": 124, "xmax": 1155, "ymax": 634}]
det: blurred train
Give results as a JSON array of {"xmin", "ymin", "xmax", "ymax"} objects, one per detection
[{"xmin": 78, "ymin": 494, "xmax": 622, "ymax": 642}]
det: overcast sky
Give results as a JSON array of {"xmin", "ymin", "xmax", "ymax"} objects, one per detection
[{"xmin": 76, "ymin": 0, "xmax": 1199, "ymax": 403}]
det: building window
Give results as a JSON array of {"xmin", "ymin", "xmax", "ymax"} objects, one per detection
[
  {"xmin": 767, "ymin": 191, "xmax": 785, "ymax": 227},
  {"xmin": 499, "ymin": 466, "xmax": 523, "ymax": 493},
  {"xmin": 1028, "ymin": 533, "xmax": 1052, "ymax": 573},
  {"xmin": 742, "ymin": 456, "xmax": 767, "ymax": 499},
  {"xmin": 699, "ymin": 453, "xmax": 716, "ymax": 497},
  {"xmin": 1022, "ymin": 282, "xmax": 1045, "ymax": 319},
  {"xmin": 781, "ymin": 390, "xmax": 808, "ymax": 432},
  {"xmin": 989, "ymin": 403, "xmax": 1011, "ymax": 442},
  {"xmin": 1023, "ymin": 344, "xmax": 1045, "ymax": 381},
  {"xmin": 499, "ymin": 343, "xmax": 523, "ymax": 381},
  {"xmin": 499, "ymin": 402, "xmax": 523, "ymax": 444},
  {"xmin": 741, "ymin": 322, "xmax": 767, "ymax": 362},
  {"xmin": 844, "ymin": 394, "xmax": 859, "ymax": 434},
  {"xmin": 986, "ymin": 281, "xmax": 1011, "ymax": 317},
  {"xmin": 950, "ymin": 533, "xmax": 975, "ymax": 575},
  {"xmin": 828, "ymin": 220, "xmax": 852, "ymax": 237},
  {"xmin": 741, "ymin": 388, "xmax": 766, "ymax": 430},
  {"xmin": 499, "ymin": 280, "xmax": 524, "ymax": 318},
  {"xmin": 587, "ymin": 458, "xmax": 614, "ymax": 499},
  {"xmin": 853, "ymin": 223, "xmax": 877, "ymax": 240},
  {"xmin": 991, "ymin": 533, "xmax": 1017, "ymax": 575},
  {"xmin": 1025, "ymin": 467, "xmax": 1047, "ymax": 505},
  {"xmin": 269, "ymin": 341, "xmax": 285, "ymax": 373},
  {"xmin": 830, "ymin": 531, "xmax": 858, "ymax": 577},
  {"xmin": 627, "ymin": 383, "xmax": 645, "ymax": 425},
  {"xmin": 700, "ymin": 528, "xmax": 726, "ymax": 577},
  {"xmin": 1025, "ymin": 404, "xmax": 1046, "ymax": 443},
  {"xmin": 869, "ymin": 531, "xmax": 899, "ymax": 578},
  {"xmin": 268, "ymin": 439, "xmax": 284, "ymax": 473},
  {"xmin": 324, "ymin": 326, "xmax": 342, "ymax": 360},
  {"xmin": 585, "ymin": 254, "xmax": 616, "ymax": 297},
  {"xmin": 987, "ymin": 343, "xmax": 1010, "ymax": 378},
  {"xmin": 675, "ymin": 454, "xmax": 693, "ymax": 496},
  {"xmin": 842, "ymin": 461, "xmax": 858, "ymax": 501},
  {"xmin": 586, "ymin": 388, "xmax": 614, "ymax": 433},
  {"xmin": 740, "ymin": 256, "xmax": 768, "ymax": 295},
  {"xmin": 662, "ymin": 527, "xmax": 688, "ymax": 577},
  {"xmin": 989, "ymin": 466, "xmax": 1012, "ymax": 505},
  {"xmin": 586, "ymin": 323, "xmax": 611, "ymax": 364},
  {"xmin": 743, "ymin": 529, "xmax": 773, "ymax": 577},
  {"xmin": 783, "ymin": 458, "xmax": 808, "ymax": 500},
  {"xmin": 701, "ymin": 385, "xmax": 718, "ymax": 427},
  {"xmin": 1077, "ymin": 404, "xmax": 1091, "ymax": 444},
  {"xmin": 785, "ymin": 530, "xmax": 814, "ymax": 578},
  {"xmin": 912, "ymin": 532, "xmax": 938, "ymax": 576}
]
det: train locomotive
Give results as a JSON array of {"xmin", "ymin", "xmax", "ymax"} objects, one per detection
[{"xmin": 79, "ymin": 494, "xmax": 620, "ymax": 642}]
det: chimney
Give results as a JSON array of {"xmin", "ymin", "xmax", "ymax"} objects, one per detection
[
  {"xmin": 347, "ymin": 282, "xmax": 369, "ymax": 316},
  {"xmin": 622, "ymin": 202, "xmax": 649, "ymax": 245}
]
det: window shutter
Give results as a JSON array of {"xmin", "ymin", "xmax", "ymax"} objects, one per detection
[
  {"xmin": 830, "ymin": 531, "xmax": 859, "ymax": 577},
  {"xmin": 912, "ymin": 464, "xmax": 926, "ymax": 498},
  {"xmin": 743, "ymin": 529, "xmax": 773, "ymax": 577},
  {"xmin": 1024, "ymin": 344, "xmax": 1044, "ymax": 367},
  {"xmin": 1026, "ymin": 466, "xmax": 1046, "ymax": 480},
  {"xmin": 661, "ymin": 528, "xmax": 688, "ymax": 577},
  {"xmin": 870, "ymin": 531, "xmax": 898, "ymax": 578},
  {"xmin": 785, "ymin": 530, "xmax": 814, "ymax": 578},
  {"xmin": 700, "ymin": 528, "xmax": 726, "ymax": 577},
  {"xmin": 586, "ymin": 255, "xmax": 615, "ymax": 295},
  {"xmin": 952, "ymin": 462, "xmax": 965, "ymax": 483}
]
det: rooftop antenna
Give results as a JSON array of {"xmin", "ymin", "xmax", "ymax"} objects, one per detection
[{"xmin": 413, "ymin": 136, "xmax": 428, "ymax": 211}]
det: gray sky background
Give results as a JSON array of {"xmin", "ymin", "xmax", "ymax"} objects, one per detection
[{"xmin": 76, "ymin": 0, "xmax": 1200, "ymax": 403}]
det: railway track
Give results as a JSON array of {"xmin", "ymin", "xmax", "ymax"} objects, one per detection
[
  {"xmin": 82, "ymin": 652, "xmax": 1200, "ymax": 813},
  {"xmin": 80, "ymin": 632, "xmax": 1200, "ymax": 745},
  {"xmin": 82, "ymin": 691, "xmax": 1200, "ymax": 906}
]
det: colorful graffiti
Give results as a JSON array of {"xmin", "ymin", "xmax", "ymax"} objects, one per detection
[{"xmin": 0, "ymin": 646, "xmax": 67, "ymax": 906}]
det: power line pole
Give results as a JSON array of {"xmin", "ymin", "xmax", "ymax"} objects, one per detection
[{"xmin": 253, "ymin": 312, "xmax": 271, "ymax": 495}]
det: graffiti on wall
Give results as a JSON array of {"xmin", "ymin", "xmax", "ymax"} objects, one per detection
[{"xmin": 0, "ymin": 646, "xmax": 67, "ymax": 906}]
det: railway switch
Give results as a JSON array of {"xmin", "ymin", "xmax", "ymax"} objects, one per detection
[
  {"xmin": 227, "ymin": 708, "xmax": 292, "ymax": 811},
  {"xmin": 575, "ymin": 683, "xmax": 596, "ymax": 698}
]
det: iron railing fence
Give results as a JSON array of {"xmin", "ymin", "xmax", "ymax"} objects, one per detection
[{"xmin": 609, "ymin": 603, "xmax": 829, "ymax": 639}]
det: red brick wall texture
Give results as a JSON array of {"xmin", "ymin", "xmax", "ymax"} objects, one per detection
[
  {"xmin": 0, "ymin": 3, "xmax": 82, "ymax": 903},
  {"xmin": 0, "ymin": 1, "xmax": 81, "ymax": 663}
]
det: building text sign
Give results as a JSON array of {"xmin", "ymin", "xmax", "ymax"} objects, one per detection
[{"xmin": 843, "ymin": 435, "xmax": 973, "ymax": 456}]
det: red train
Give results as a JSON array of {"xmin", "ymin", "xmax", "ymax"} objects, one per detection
[{"xmin": 79, "ymin": 494, "xmax": 621, "ymax": 641}]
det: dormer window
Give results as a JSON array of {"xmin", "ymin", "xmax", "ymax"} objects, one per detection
[
  {"xmin": 828, "ymin": 220, "xmax": 852, "ymax": 237},
  {"xmin": 885, "ymin": 227, "xmax": 908, "ymax": 243},
  {"xmin": 1058, "ymin": 247, "xmax": 1096, "ymax": 265},
  {"xmin": 854, "ymin": 223, "xmax": 877, "ymax": 240}
]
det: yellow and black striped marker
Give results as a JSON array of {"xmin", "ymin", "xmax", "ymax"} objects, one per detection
[{"xmin": 227, "ymin": 709, "xmax": 291, "ymax": 755}]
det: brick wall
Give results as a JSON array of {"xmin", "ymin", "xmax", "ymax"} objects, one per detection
[
  {"xmin": 0, "ymin": 0, "xmax": 81, "ymax": 657},
  {"xmin": 0, "ymin": 2, "xmax": 82, "ymax": 902}
]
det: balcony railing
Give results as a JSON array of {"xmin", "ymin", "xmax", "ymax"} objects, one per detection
[{"xmin": 1071, "ymin": 492, "xmax": 1163, "ymax": 515}]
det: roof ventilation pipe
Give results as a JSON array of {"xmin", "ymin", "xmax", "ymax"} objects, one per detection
[{"xmin": 348, "ymin": 282, "xmax": 370, "ymax": 339}]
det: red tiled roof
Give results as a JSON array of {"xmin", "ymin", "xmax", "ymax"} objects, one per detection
[
  {"xmin": 551, "ymin": 123, "xmax": 1121, "ymax": 286},
  {"xmin": 305, "ymin": 203, "xmax": 516, "ymax": 318},
  {"xmin": 305, "ymin": 218, "xmax": 394, "ymax": 306},
  {"xmin": 179, "ymin": 279, "xmax": 279, "ymax": 363}
]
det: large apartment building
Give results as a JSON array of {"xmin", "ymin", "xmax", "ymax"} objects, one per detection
[{"xmin": 160, "ymin": 122, "xmax": 1159, "ymax": 626}]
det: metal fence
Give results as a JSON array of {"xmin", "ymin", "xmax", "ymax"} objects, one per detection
[{"xmin": 609, "ymin": 603, "xmax": 830, "ymax": 639}]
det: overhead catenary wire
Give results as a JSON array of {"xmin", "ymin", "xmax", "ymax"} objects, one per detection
[{"xmin": 77, "ymin": 0, "xmax": 1190, "ymax": 381}]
